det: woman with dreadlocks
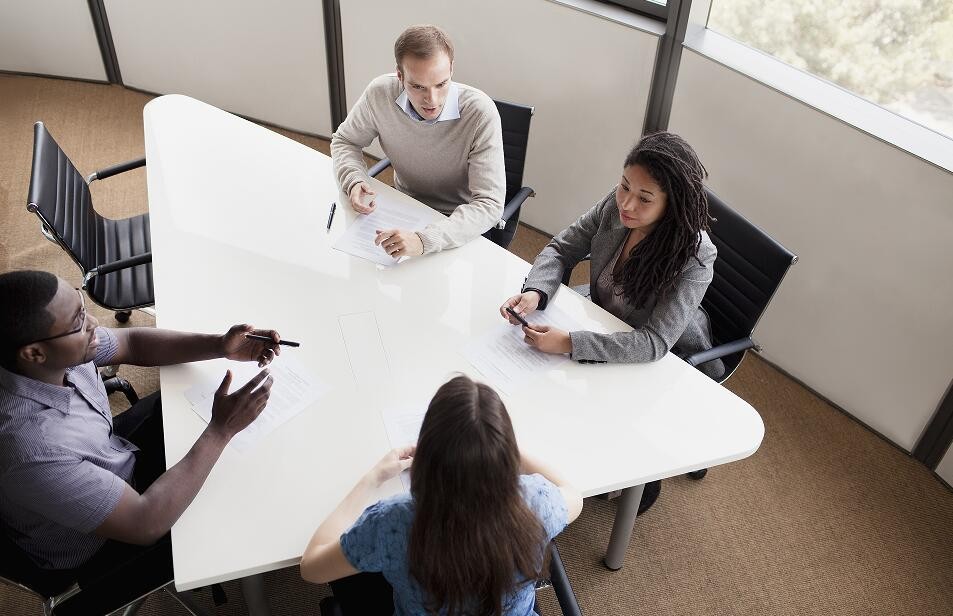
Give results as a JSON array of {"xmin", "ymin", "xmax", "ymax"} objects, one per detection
[
  {"xmin": 501, "ymin": 131, "xmax": 723, "ymax": 379},
  {"xmin": 500, "ymin": 132, "xmax": 720, "ymax": 513}
]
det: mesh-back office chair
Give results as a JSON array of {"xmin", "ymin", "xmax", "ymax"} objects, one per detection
[
  {"xmin": 0, "ymin": 522, "xmax": 206, "ymax": 616},
  {"xmin": 367, "ymin": 98, "xmax": 535, "ymax": 249},
  {"xmin": 319, "ymin": 540, "xmax": 582, "ymax": 616},
  {"xmin": 27, "ymin": 122, "xmax": 154, "ymax": 324},
  {"xmin": 560, "ymin": 187, "xmax": 797, "ymax": 481}
]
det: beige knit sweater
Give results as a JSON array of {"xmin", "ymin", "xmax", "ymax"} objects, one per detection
[{"xmin": 330, "ymin": 74, "xmax": 506, "ymax": 253}]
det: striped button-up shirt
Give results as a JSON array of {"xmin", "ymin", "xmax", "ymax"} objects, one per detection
[{"xmin": 0, "ymin": 328, "xmax": 139, "ymax": 569}]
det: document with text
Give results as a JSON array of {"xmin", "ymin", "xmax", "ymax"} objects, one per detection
[
  {"xmin": 380, "ymin": 403, "xmax": 429, "ymax": 492},
  {"xmin": 184, "ymin": 356, "xmax": 328, "ymax": 453},
  {"xmin": 333, "ymin": 195, "xmax": 434, "ymax": 266},
  {"xmin": 462, "ymin": 305, "xmax": 587, "ymax": 396}
]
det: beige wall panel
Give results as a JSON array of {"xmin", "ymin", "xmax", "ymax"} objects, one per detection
[
  {"xmin": 670, "ymin": 50, "xmax": 953, "ymax": 451},
  {"xmin": 104, "ymin": 0, "xmax": 331, "ymax": 135}
]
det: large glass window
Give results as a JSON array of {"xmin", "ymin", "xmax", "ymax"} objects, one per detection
[{"xmin": 708, "ymin": 0, "xmax": 953, "ymax": 139}]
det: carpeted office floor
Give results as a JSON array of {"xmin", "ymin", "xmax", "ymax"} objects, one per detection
[{"xmin": 1, "ymin": 74, "xmax": 951, "ymax": 616}]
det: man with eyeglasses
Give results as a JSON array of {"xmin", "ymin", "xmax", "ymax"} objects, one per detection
[{"xmin": 0, "ymin": 270, "xmax": 281, "ymax": 608}]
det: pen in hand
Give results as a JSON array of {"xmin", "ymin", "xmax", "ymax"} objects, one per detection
[
  {"xmin": 245, "ymin": 334, "xmax": 300, "ymax": 347},
  {"xmin": 326, "ymin": 202, "xmax": 337, "ymax": 232},
  {"xmin": 505, "ymin": 307, "xmax": 531, "ymax": 328}
]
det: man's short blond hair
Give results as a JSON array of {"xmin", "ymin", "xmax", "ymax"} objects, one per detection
[{"xmin": 394, "ymin": 25, "xmax": 454, "ymax": 70}]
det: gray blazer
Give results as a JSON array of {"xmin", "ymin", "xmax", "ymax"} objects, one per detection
[{"xmin": 523, "ymin": 190, "xmax": 724, "ymax": 379}]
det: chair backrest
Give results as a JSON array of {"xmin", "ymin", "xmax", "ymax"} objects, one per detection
[
  {"xmin": 0, "ymin": 521, "xmax": 65, "ymax": 599},
  {"xmin": 703, "ymin": 188, "xmax": 797, "ymax": 372},
  {"xmin": 27, "ymin": 122, "xmax": 103, "ymax": 273},
  {"xmin": 493, "ymin": 99, "xmax": 533, "ymax": 203}
]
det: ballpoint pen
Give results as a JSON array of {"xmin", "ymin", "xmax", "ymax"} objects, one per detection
[
  {"xmin": 326, "ymin": 202, "xmax": 337, "ymax": 231},
  {"xmin": 245, "ymin": 334, "xmax": 300, "ymax": 347},
  {"xmin": 505, "ymin": 307, "xmax": 531, "ymax": 328}
]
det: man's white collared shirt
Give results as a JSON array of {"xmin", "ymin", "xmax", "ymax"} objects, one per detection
[{"xmin": 395, "ymin": 83, "xmax": 461, "ymax": 125}]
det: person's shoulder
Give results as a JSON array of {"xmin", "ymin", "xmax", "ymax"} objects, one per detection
[
  {"xmin": 362, "ymin": 492, "xmax": 415, "ymax": 525},
  {"xmin": 519, "ymin": 473, "xmax": 561, "ymax": 510},
  {"xmin": 519, "ymin": 474, "xmax": 568, "ymax": 538},
  {"xmin": 696, "ymin": 230, "xmax": 717, "ymax": 262},
  {"xmin": 364, "ymin": 74, "xmax": 401, "ymax": 100},
  {"xmin": 591, "ymin": 188, "xmax": 620, "ymax": 222},
  {"xmin": 456, "ymin": 83, "xmax": 498, "ymax": 118}
]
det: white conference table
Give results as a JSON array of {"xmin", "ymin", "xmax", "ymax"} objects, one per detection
[{"xmin": 144, "ymin": 95, "xmax": 764, "ymax": 591}]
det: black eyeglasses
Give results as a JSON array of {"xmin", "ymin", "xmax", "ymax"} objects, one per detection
[{"xmin": 29, "ymin": 289, "xmax": 89, "ymax": 344}]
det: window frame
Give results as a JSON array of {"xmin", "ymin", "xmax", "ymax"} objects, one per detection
[{"xmin": 601, "ymin": 0, "xmax": 669, "ymax": 20}]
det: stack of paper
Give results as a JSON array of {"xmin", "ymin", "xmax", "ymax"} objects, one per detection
[{"xmin": 184, "ymin": 357, "xmax": 327, "ymax": 452}]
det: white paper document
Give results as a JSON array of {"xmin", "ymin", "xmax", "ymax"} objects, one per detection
[
  {"xmin": 380, "ymin": 403, "xmax": 428, "ymax": 492},
  {"xmin": 462, "ymin": 306, "xmax": 586, "ymax": 396},
  {"xmin": 333, "ymin": 195, "xmax": 434, "ymax": 266},
  {"xmin": 184, "ymin": 357, "xmax": 327, "ymax": 452}
]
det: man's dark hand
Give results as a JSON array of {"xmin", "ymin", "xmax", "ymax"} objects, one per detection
[
  {"xmin": 209, "ymin": 369, "xmax": 274, "ymax": 440},
  {"xmin": 222, "ymin": 324, "xmax": 281, "ymax": 367}
]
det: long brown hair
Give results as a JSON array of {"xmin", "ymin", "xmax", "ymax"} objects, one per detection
[
  {"xmin": 408, "ymin": 375, "xmax": 548, "ymax": 616},
  {"xmin": 617, "ymin": 131, "xmax": 712, "ymax": 308}
]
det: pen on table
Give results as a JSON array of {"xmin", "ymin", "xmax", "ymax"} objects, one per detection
[
  {"xmin": 245, "ymin": 334, "xmax": 300, "ymax": 347},
  {"xmin": 326, "ymin": 202, "xmax": 337, "ymax": 231},
  {"xmin": 505, "ymin": 307, "xmax": 531, "ymax": 328}
]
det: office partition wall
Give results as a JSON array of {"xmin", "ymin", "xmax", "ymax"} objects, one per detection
[
  {"xmin": 102, "ymin": 0, "xmax": 333, "ymax": 136},
  {"xmin": 338, "ymin": 0, "xmax": 662, "ymax": 235},
  {"xmin": 937, "ymin": 446, "xmax": 953, "ymax": 487},
  {"xmin": 0, "ymin": 0, "xmax": 106, "ymax": 81},
  {"xmin": 669, "ymin": 49, "xmax": 953, "ymax": 452}
]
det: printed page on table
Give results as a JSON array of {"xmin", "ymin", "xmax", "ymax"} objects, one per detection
[
  {"xmin": 184, "ymin": 355, "xmax": 328, "ymax": 452},
  {"xmin": 332, "ymin": 194, "xmax": 434, "ymax": 266},
  {"xmin": 380, "ymin": 402, "xmax": 428, "ymax": 492},
  {"xmin": 461, "ymin": 304, "xmax": 588, "ymax": 396}
]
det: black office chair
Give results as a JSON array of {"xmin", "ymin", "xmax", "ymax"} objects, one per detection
[
  {"xmin": 319, "ymin": 540, "xmax": 582, "ymax": 616},
  {"xmin": 26, "ymin": 122, "xmax": 154, "ymax": 324},
  {"xmin": 367, "ymin": 98, "xmax": 535, "ymax": 250},
  {"xmin": 682, "ymin": 188, "xmax": 797, "ymax": 383},
  {"xmin": 0, "ymin": 522, "xmax": 206, "ymax": 616},
  {"xmin": 560, "ymin": 187, "xmax": 797, "ymax": 481}
]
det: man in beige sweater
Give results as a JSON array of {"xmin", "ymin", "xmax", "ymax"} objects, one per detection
[{"xmin": 330, "ymin": 25, "xmax": 506, "ymax": 257}]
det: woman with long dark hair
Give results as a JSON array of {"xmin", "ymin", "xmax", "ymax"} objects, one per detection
[
  {"xmin": 500, "ymin": 131, "xmax": 723, "ymax": 380},
  {"xmin": 300, "ymin": 375, "xmax": 583, "ymax": 615}
]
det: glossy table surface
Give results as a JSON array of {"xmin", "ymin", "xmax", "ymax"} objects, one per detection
[{"xmin": 144, "ymin": 95, "xmax": 764, "ymax": 590}]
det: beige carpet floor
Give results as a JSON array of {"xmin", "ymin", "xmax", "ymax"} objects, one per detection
[{"xmin": 1, "ymin": 74, "xmax": 951, "ymax": 616}]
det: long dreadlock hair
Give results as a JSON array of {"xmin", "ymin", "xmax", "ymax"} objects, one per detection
[{"xmin": 616, "ymin": 132, "xmax": 711, "ymax": 309}]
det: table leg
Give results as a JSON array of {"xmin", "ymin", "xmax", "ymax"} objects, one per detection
[
  {"xmin": 240, "ymin": 573, "xmax": 272, "ymax": 616},
  {"xmin": 603, "ymin": 483, "xmax": 645, "ymax": 571}
]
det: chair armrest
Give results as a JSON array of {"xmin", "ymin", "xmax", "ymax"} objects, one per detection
[
  {"xmin": 549, "ymin": 542, "xmax": 582, "ymax": 616},
  {"xmin": 560, "ymin": 254, "xmax": 592, "ymax": 286},
  {"xmin": 367, "ymin": 158, "xmax": 392, "ymax": 178},
  {"xmin": 86, "ymin": 157, "xmax": 146, "ymax": 183},
  {"xmin": 685, "ymin": 337, "xmax": 756, "ymax": 367},
  {"xmin": 500, "ymin": 186, "xmax": 535, "ymax": 227},
  {"xmin": 83, "ymin": 252, "xmax": 153, "ymax": 285}
]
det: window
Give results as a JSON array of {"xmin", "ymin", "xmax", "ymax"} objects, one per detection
[
  {"xmin": 604, "ymin": 0, "xmax": 668, "ymax": 20},
  {"xmin": 708, "ymin": 0, "xmax": 953, "ymax": 140}
]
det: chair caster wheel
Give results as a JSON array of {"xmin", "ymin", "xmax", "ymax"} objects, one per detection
[
  {"xmin": 687, "ymin": 468, "xmax": 708, "ymax": 480},
  {"xmin": 115, "ymin": 310, "xmax": 132, "ymax": 323}
]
